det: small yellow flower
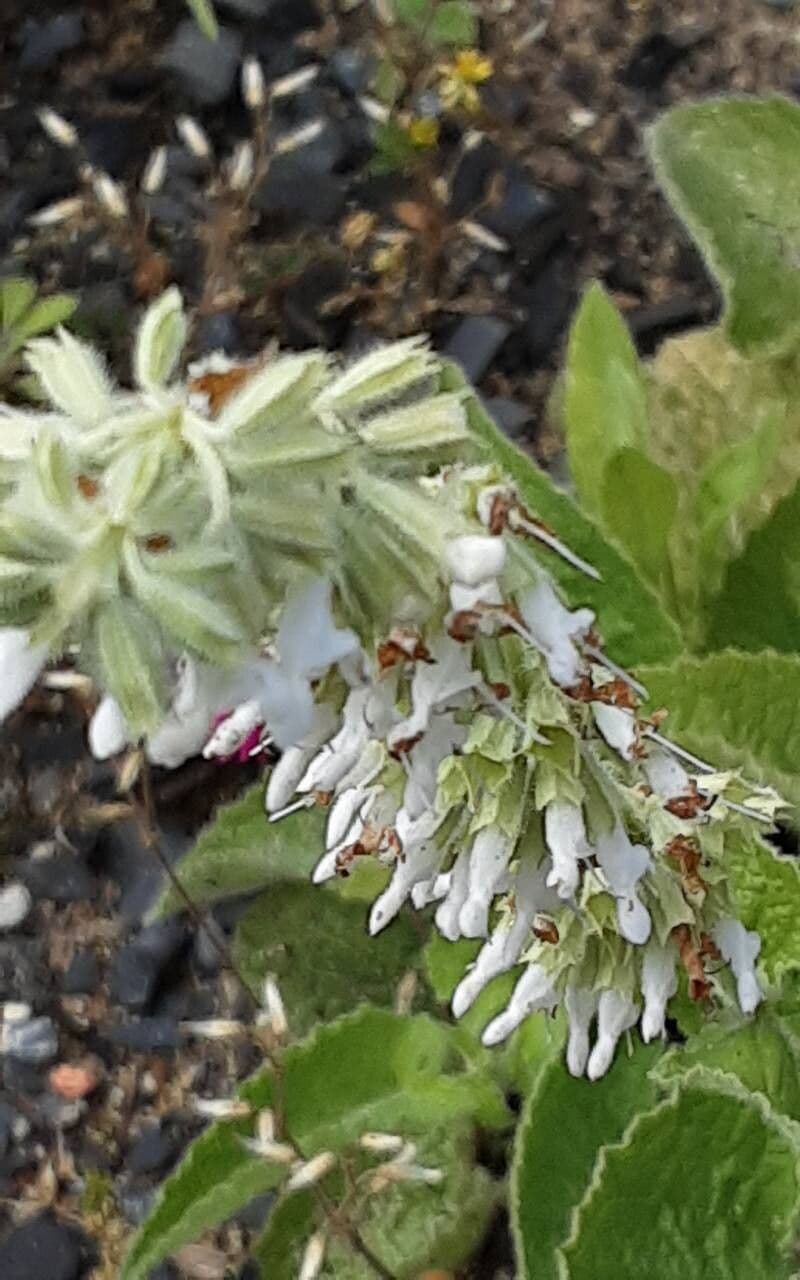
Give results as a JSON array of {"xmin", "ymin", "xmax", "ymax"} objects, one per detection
[
  {"xmin": 407, "ymin": 117, "xmax": 440, "ymax": 149},
  {"xmin": 437, "ymin": 49, "xmax": 493, "ymax": 114},
  {"xmin": 453, "ymin": 49, "xmax": 494, "ymax": 85}
]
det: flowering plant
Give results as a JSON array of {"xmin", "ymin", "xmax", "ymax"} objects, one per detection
[{"xmin": 5, "ymin": 93, "xmax": 800, "ymax": 1280}]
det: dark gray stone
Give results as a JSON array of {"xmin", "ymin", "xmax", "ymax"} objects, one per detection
[
  {"xmin": 21, "ymin": 852, "xmax": 96, "ymax": 904},
  {"xmin": 118, "ymin": 1186, "xmax": 157, "ymax": 1226},
  {"xmin": 271, "ymin": 119, "xmax": 346, "ymax": 178},
  {"xmin": 0, "ymin": 1101, "xmax": 14, "ymax": 1157},
  {"xmin": 482, "ymin": 173, "xmax": 555, "ymax": 242},
  {"xmin": 19, "ymin": 15, "xmax": 83, "ymax": 70},
  {"xmin": 161, "ymin": 20, "xmax": 243, "ymax": 107},
  {"xmin": 254, "ymin": 171, "xmax": 346, "ymax": 225},
  {"xmin": 106, "ymin": 1017, "xmax": 180, "ymax": 1054},
  {"xmin": 195, "ymin": 312, "xmax": 242, "ymax": 356},
  {"xmin": 109, "ymin": 920, "xmax": 187, "ymax": 1013},
  {"xmin": 328, "ymin": 48, "xmax": 374, "ymax": 97},
  {"xmin": 0, "ymin": 939, "xmax": 46, "ymax": 1005},
  {"xmin": 0, "ymin": 1214, "xmax": 85, "ymax": 1280},
  {"xmin": 98, "ymin": 819, "xmax": 189, "ymax": 923},
  {"xmin": 127, "ymin": 1123, "xmax": 181, "ymax": 1176},
  {"xmin": 62, "ymin": 950, "xmax": 100, "ymax": 996},
  {"xmin": 444, "ymin": 316, "xmax": 512, "ymax": 383},
  {"xmin": 482, "ymin": 395, "xmax": 532, "ymax": 439}
]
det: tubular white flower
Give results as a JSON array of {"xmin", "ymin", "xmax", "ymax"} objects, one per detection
[
  {"xmin": 369, "ymin": 809, "xmax": 442, "ymax": 935},
  {"xmin": 0, "ymin": 629, "xmax": 48, "ymax": 722},
  {"xmin": 586, "ymin": 990, "xmax": 639, "ymax": 1081},
  {"xmin": 592, "ymin": 703, "xmax": 637, "ymax": 761},
  {"xmin": 299, "ymin": 1231, "xmax": 327, "ymax": 1280},
  {"xmin": 565, "ymin": 984, "xmax": 600, "ymax": 1077},
  {"xmin": 459, "ymin": 827, "xmax": 515, "ymax": 939},
  {"xmin": 451, "ymin": 859, "xmax": 554, "ymax": 1018},
  {"xmin": 518, "ymin": 579, "xmax": 594, "ymax": 687},
  {"xmin": 481, "ymin": 964, "xmax": 559, "ymax": 1046},
  {"xmin": 595, "ymin": 825, "xmax": 652, "ymax": 946},
  {"xmin": 712, "ymin": 917, "xmax": 762, "ymax": 1015},
  {"xmin": 449, "ymin": 578, "xmax": 504, "ymax": 612},
  {"xmin": 203, "ymin": 699, "xmax": 262, "ymax": 759},
  {"xmin": 544, "ymin": 800, "xmax": 592, "ymax": 900},
  {"xmin": 387, "ymin": 637, "xmax": 479, "ymax": 748},
  {"xmin": 434, "ymin": 847, "xmax": 472, "ymax": 942},
  {"xmin": 640, "ymin": 943, "xmax": 678, "ymax": 1043},
  {"xmin": 642, "ymin": 747, "xmax": 691, "ymax": 799},
  {"xmin": 88, "ymin": 695, "xmax": 129, "ymax": 760},
  {"xmin": 445, "ymin": 534, "xmax": 506, "ymax": 587},
  {"xmin": 403, "ymin": 712, "xmax": 466, "ymax": 820}
]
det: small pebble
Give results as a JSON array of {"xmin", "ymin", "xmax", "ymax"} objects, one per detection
[
  {"xmin": 2, "ymin": 1016, "xmax": 59, "ymax": 1064},
  {"xmin": 0, "ymin": 1213, "xmax": 85, "ymax": 1280},
  {"xmin": 48, "ymin": 1059, "xmax": 103, "ymax": 1101},
  {"xmin": 0, "ymin": 883, "xmax": 31, "ymax": 932}
]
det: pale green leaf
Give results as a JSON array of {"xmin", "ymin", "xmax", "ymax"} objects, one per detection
[
  {"xmin": 134, "ymin": 287, "xmax": 187, "ymax": 392},
  {"xmin": 560, "ymin": 1082, "xmax": 800, "ymax": 1280},
  {"xmin": 563, "ymin": 283, "xmax": 647, "ymax": 518},
  {"xmin": 511, "ymin": 1044, "xmax": 660, "ymax": 1280},
  {"xmin": 448, "ymin": 365, "xmax": 683, "ymax": 668},
  {"xmin": 14, "ymin": 293, "xmax": 77, "ymax": 342},
  {"xmin": 233, "ymin": 882, "xmax": 427, "ymax": 1037},
  {"xmin": 648, "ymin": 97, "xmax": 800, "ymax": 356},
  {"xmin": 639, "ymin": 650, "xmax": 800, "ymax": 811},
  {"xmin": 1, "ymin": 278, "xmax": 36, "ymax": 331},
  {"xmin": 93, "ymin": 598, "xmax": 167, "ymax": 734},
  {"xmin": 427, "ymin": 1, "xmax": 478, "ymax": 46},
  {"xmin": 150, "ymin": 785, "xmax": 325, "ymax": 920},
  {"xmin": 601, "ymin": 447, "xmax": 678, "ymax": 602}
]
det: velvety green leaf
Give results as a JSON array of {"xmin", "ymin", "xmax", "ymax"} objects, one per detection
[
  {"xmin": 185, "ymin": 0, "xmax": 218, "ymax": 39},
  {"xmin": 150, "ymin": 786, "xmax": 325, "ymax": 920},
  {"xmin": 281, "ymin": 1008, "xmax": 509, "ymax": 1150},
  {"xmin": 251, "ymin": 1189, "xmax": 315, "ymax": 1280},
  {"xmin": 639, "ymin": 650, "xmax": 800, "ymax": 811},
  {"xmin": 560, "ymin": 1082, "xmax": 800, "ymax": 1280},
  {"xmin": 14, "ymin": 294, "xmax": 77, "ymax": 342},
  {"xmin": 511, "ymin": 1044, "xmax": 660, "ymax": 1280},
  {"xmin": 648, "ymin": 98, "xmax": 800, "ymax": 356},
  {"xmin": 0, "ymin": 278, "xmax": 36, "ymax": 331},
  {"xmin": 426, "ymin": 1, "xmax": 478, "ymax": 46},
  {"xmin": 653, "ymin": 1013, "xmax": 800, "ymax": 1124},
  {"xmin": 449, "ymin": 366, "xmax": 683, "ymax": 668},
  {"xmin": 124, "ymin": 540, "xmax": 246, "ymax": 663},
  {"xmin": 601, "ymin": 447, "xmax": 678, "ymax": 601},
  {"xmin": 707, "ymin": 480, "xmax": 800, "ymax": 654},
  {"xmin": 233, "ymin": 882, "xmax": 427, "ymax": 1037},
  {"xmin": 727, "ymin": 832, "xmax": 800, "ymax": 984},
  {"xmin": 563, "ymin": 283, "xmax": 647, "ymax": 517},
  {"xmin": 423, "ymin": 932, "xmax": 564, "ymax": 1092},
  {"xmin": 120, "ymin": 1070, "xmax": 278, "ymax": 1280},
  {"xmin": 93, "ymin": 598, "xmax": 167, "ymax": 734}
]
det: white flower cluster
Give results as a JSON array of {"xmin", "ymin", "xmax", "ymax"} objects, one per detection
[{"xmin": 0, "ymin": 292, "xmax": 781, "ymax": 1080}]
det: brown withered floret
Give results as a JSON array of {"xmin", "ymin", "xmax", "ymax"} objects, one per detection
[
  {"xmin": 447, "ymin": 610, "xmax": 481, "ymax": 642},
  {"xmin": 335, "ymin": 825, "xmax": 402, "ymax": 876},
  {"xmin": 699, "ymin": 932, "xmax": 722, "ymax": 962},
  {"xmin": 665, "ymin": 784, "xmax": 713, "ymax": 820},
  {"xmin": 565, "ymin": 674, "xmax": 638, "ymax": 711},
  {"xmin": 77, "ymin": 474, "xmax": 99, "ymax": 500},
  {"xmin": 388, "ymin": 733, "xmax": 424, "ymax": 759},
  {"xmin": 143, "ymin": 533, "xmax": 174, "ymax": 554},
  {"xmin": 665, "ymin": 835, "xmax": 708, "ymax": 896},
  {"xmin": 672, "ymin": 924, "xmax": 711, "ymax": 1001},
  {"xmin": 532, "ymin": 915, "xmax": 559, "ymax": 945},
  {"xmin": 377, "ymin": 627, "xmax": 432, "ymax": 671},
  {"xmin": 489, "ymin": 681, "xmax": 511, "ymax": 700},
  {"xmin": 189, "ymin": 363, "xmax": 257, "ymax": 417},
  {"xmin": 485, "ymin": 489, "xmax": 515, "ymax": 535}
]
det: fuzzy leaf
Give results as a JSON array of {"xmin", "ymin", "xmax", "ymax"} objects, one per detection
[
  {"xmin": 281, "ymin": 1008, "xmax": 509, "ymax": 1150},
  {"xmin": 233, "ymin": 882, "xmax": 427, "ymax": 1037},
  {"xmin": 1, "ymin": 278, "xmax": 36, "ymax": 331},
  {"xmin": 150, "ymin": 785, "xmax": 325, "ymax": 919},
  {"xmin": 426, "ymin": 1, "xmax": 478, "ymax": 46},
  {"xmin": 639, "ymin": 650, "xmax": 800, "ymax": 811},
  {"xmin": 648, "ymin": 98, "xmax": 800, "ymax": 356},
  {"xmin": 14, "ymin": 293, "xmax": 77, "ymax": 342},
  {"xmin": 134, "ymin": 287, "xmax": 187, "ymax": 391},
  {"xmin": 707, "ymin": 479, "xmax": 800, "ymax": 654},
  {"xmin": 726, "ymin": 831, "xmax": 800, "ymax": 984},
  {"xmin": 511, "ymin": 1044, "xmax": 660, "ymax": 1280},
  {"xmin": 563, "ymin": 283, "xmax": 647, "ymax": 518},
  {"xmin": 120, "ymin": 1071, "xmax": 279, "ymax": 1280},
  {"xmin": 123, "ymin": 540, "xmax": 246, "ymax": 662},
  {"xmin": 601, "ymin": 447, "xmax": 678, "ymax": 600},
  {"xmin": 93, "ymin": 598, "xmax": 167, "ymax": 734},
  {"xmin": 450, "ymin": 366, "xmax": 683, "ymax": 667},
  {"xmin": 560, "ymin": 1081, "xmax": 800, "ymax": 1280},
  {"xmin": 652, "ymin": 1013, "xmax": 800, "ymax": 1124}
]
